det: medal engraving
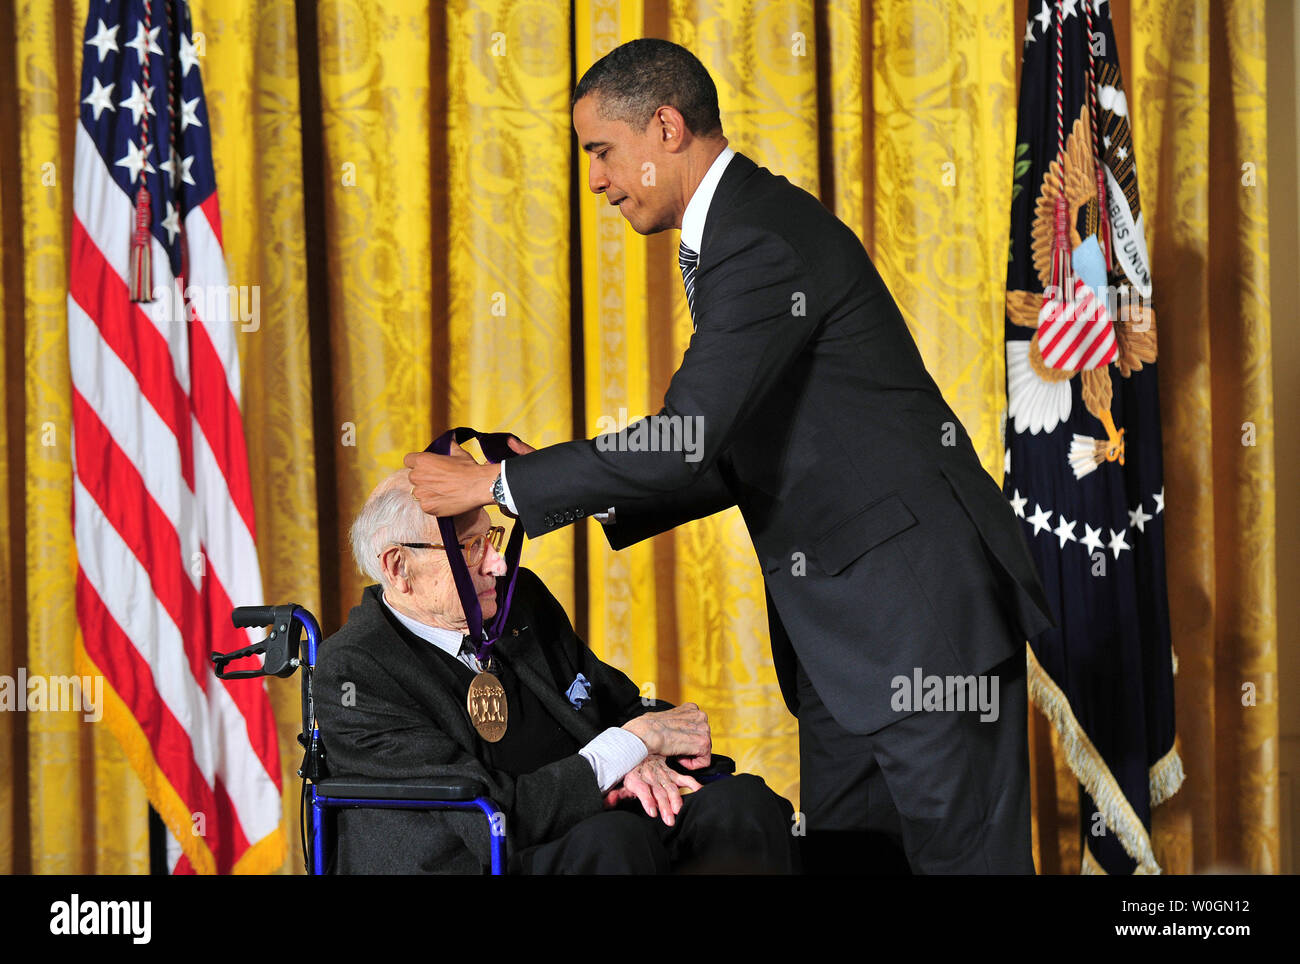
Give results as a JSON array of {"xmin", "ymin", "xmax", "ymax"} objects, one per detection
[{"xmin": 467, "ymin": 671, "xmax": 507, "ymax": 742}]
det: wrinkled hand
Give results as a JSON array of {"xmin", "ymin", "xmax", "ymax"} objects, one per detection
[
  {"xmin": 621, "ymin": 703, "xmax": 711, "ymax": 765},
  {"xmin": 603, "ymin": 754, "xmax": 702, "ymax": 826}
]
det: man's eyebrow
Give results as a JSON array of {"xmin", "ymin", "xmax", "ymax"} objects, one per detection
[{"xmin": 582, "ymin": 140, "xmax": 609, "ymax": 153}]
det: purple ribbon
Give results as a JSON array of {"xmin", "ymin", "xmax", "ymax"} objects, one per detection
[{"xmin": 426, "ymin": 428, "xmax": 526, "ymax": 664}]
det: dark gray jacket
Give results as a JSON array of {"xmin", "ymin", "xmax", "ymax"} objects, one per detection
[
  {"xmin": 314, "ymin": 568, "xmax": 660, "ymax": 873},
  {"xmin": 504, "ymin": 151, "xmax": 1056, "ymax": 735}
]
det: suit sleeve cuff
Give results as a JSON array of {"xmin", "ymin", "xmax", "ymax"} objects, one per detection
[
  {"xmin": 497, "ymin": 462, "xmax": 520, "ymax": 515},
  {"xmin": 579, "ymin": 727, "xmax": 648, "ymax": 793}
]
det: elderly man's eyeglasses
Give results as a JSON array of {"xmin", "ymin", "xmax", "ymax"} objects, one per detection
[{"xmin": 398, "ymin": 526, "xmax": 506, "ymax": 566}]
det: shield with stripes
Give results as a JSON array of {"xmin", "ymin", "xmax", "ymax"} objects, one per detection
[{"xmin": 1036, "ymin": 277, "xmax": 1118, "ymax": 372}]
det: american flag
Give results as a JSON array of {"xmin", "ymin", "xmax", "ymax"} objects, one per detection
[{"xmin": 69, "ymin": 0, "xmax": 283, "ymax": 874}]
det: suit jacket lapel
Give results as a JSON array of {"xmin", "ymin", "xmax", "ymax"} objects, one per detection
[
  {"xmin": 496, "ymin": 625, "xmax": 602, "ymax": 745},
  {"xmin": 698, "ymin": 150, "xmax": 758, "ymax": 274},
  {"xmin": 364, "ymin": 586, "xmax": 602, "ymax": 751},
  {"xmin": 366, "ymin": 590, "xmax": 481, "ymax": 751}
]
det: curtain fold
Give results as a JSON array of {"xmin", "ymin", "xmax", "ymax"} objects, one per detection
[
  {"xmin": 0, "ymin": 0, "xmax": 1279, "ymax": 874},
  {"xmin": 447, "ymin": 0, "xmax": 576, "ymax": 613}
]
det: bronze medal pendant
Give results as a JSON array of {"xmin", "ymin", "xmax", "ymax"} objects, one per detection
[{"xmin": 467, "ymin": 671, "xmax": 508, "ymax": 742}]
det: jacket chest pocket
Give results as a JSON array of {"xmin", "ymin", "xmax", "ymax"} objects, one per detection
[{"xmin": 810, "ymin": 493, "xmax": 917, "ymax": 575}]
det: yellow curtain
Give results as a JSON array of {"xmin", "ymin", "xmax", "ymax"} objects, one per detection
[{"xmin": 0, "ymin": 0, "xmax": 1279, "ymax": 874}]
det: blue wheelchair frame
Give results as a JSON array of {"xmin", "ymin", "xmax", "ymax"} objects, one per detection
[{"xmin": 215, "ymin": 604, "xmax": 507, "ymax": 875}]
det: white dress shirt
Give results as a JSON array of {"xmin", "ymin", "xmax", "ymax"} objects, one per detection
[{"xmin": 380, "ymin": 594, "xmax": 646, "ymax": 792}]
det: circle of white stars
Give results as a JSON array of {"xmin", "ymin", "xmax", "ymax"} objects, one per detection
[{"xmin": 1008, "ymin": 476, "xmax": 1164, "ymax": 562}]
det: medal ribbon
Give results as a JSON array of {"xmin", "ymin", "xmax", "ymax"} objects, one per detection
[{"xmin": 426, "ymin": 428, "xmax": 527, "ymax": 664}]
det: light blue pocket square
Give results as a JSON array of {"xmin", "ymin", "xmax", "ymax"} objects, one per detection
[{"xmin": 566, "ymin": 673, "xmax": 592, "ymax": 710}]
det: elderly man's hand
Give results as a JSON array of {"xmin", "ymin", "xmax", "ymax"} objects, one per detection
[
  {"xmin": 621, "ymin": 703, "xmax": 711, "ymax": 765},
  {"xmin": 603, "ymin": 754, "xmax": 702, "ymax": 826},
  {"xmin": 403, "ymin": 436, "xmax": 536, "ymax": 518}
]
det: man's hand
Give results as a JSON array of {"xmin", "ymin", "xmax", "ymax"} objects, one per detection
[
  {"xmin": 403, "ymin": 444, "xmax": 496, "ymax": 517},
  {"xmin": 403, "ymin": 436, "xmax": 536, "ymax": 518},
  {"xmin": 621, "ymin": 703, "xmax": 711, "ymax": 764},
  {"xmin": 603, "ymin": 754, "xmax": 702, "ymax": 826}
]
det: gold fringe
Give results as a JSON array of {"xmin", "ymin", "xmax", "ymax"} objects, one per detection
[
  {"xmin": 77, "ymin": 637, "xmax": 285, "ymax": 874},
  {"xmin": 1149, "ymin": 741, "xmax": 1186, "ymax": 807},
  {"xmin": 1081, "ymin": 846, "xmax": 1105, "ymax": 874},
  {"xmin": 1026, "ymin": 643, "xmax": 1167, "ymax": 874},
  {"xmin": 233, "ymin": 821, "xmax": 287, "ymax": 875},
  {"xmin": 76, "ymin": 640, "xmax": 217, "ymax": 874},
  {"xmin": 1083, "ymin": 841, "xmax": 1161, "ymax": 875}
]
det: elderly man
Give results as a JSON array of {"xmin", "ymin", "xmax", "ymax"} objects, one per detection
[{"xmin": 314, "ymin": 470, "xmax": 796, "ymax": 874}]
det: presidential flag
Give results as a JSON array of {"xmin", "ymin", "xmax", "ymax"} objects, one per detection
[
  {"xmin": 1003, "ymin": 0, "xmax": 1183, "ymax": 874},
  {"xmin": 69, "ymin": 0, "xmax": 283, "ymax": 873}
]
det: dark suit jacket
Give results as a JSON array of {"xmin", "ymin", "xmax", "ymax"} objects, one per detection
[
  {"xmin": 314, "ymin": 568, "xmax": 667, "ymax": 874},
  {"xmin": 505, "ymin": 151, "xmax": 1056, "ymax": 735}
]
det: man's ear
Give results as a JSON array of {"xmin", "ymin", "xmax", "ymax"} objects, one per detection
[
  {"xmin": 655, "ymin": 105, "xmax": 687, "ymax": 152},
  {"xmin": 378, "ymin": 545, "xmax": 410, "ymax": 593}
]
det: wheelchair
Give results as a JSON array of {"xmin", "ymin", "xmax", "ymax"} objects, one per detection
[
  {"xmin": 214, "ymin": 603, "xmax": 507, "ymax": 874},
  {"xmin": 212, "ymin": 602, "xmax": 734, "ymax": 875}
]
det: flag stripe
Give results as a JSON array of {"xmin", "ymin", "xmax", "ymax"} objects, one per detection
[
  {"xmin": 74, "ymin": 468, "xmax": 276, "ymax": 842},
  {"xmin": 72, "ymin": 389, "xmax": 209, "ymax": 686},
  {"xmin": 72, "ymin": 390, "xmax": 280, "ymax": 814},
  {"xmin": 74, "ymin": 474, "xmax": 219, "ymax": 776},
  {"xmin": 189, "ymin": 317, "xmax": 256, "ymax": 536},
  {"xmin": 68, "ymin": 296, "xmax": 195, "ymax": 554},
  {"xmin": 70, "ymin": 219, "xmax": 195, "ymax": 488},
  {"xmin": 73, "ymin": 123, "xmax": 193, "ymax": 393},
  {"xmin": 76, "ymin": 570, "xmax": 222, "ymax": 831}
]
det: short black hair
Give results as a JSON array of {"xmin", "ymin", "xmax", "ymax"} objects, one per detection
[{"xmin": 573, "ymin": 39, "xmax": 723, "ymax": 138}]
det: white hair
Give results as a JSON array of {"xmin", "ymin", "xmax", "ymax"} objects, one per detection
[{"xmin": 350, "ymin": 485, "xmax": 430, "ymax": 586}]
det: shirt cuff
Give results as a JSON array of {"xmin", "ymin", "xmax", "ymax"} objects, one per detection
[
  {"xmin": 579, "ymin": 727, "xmax": 648, "ymax": 793},
  {"xmin": 592, "ymin": 507, "xmax": 615, "ymax": 525},
  {"xmin": 496, "ymin": 462, "xmax": 519, "ymax": 515}
]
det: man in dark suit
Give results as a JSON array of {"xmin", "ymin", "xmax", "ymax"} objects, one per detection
[
  {"xmin": 404, "ymin": 40, "xmax": 1054, "ymax": 873},
  {"xmin": 314, "ymin": 470, "xmax": 796, "ymax": 874}
]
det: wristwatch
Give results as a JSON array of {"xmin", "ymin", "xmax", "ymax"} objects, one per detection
[{"xmin": 492, "ymin": 472, "xmax": 508, "ymax": 509}]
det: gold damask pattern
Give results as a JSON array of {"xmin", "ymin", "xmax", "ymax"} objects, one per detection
[
  {"xmin": 871, "ymin": 0, "xmax": 1015, "ymax": 476},
  {"xmin": 1125, "ymin": 0, "xmax": 1278, "ymax": 875},
  {"xmin": 447, "ymin": 0, "xmax": 576, "ymax": 611},
  {"xmin": 317, "ymin": 1, "xmax": 438, "ymax": 619},
  {"xmin": 576, "ymin": 0, "xmax": 663, "ymax": 691},
  {"xmin": 0, "ymin": 10, "xmax": 13, "ymax": 871},
  {"xmin": 12, "ymin": 0, "xmax": 152, "ymax": 874},
  {"xmin": 823, "ymin": 2, "xmax": 866, "ymax": 239},
  {"xmin": 0, "ymin": 0, "xmax": 1279, "ymax": 874}
]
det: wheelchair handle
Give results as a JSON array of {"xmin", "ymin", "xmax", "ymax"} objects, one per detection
[{"xmin": 231, "ymin": 606, "xmax": 279, "ymax": 630}]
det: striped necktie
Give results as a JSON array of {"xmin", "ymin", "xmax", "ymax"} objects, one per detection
[{"xmin": 677, "ymin": 239, "xmax": 698, "ymax": 326}]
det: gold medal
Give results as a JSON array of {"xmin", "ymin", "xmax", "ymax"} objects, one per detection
[{"xmin": 467, "ymin": 671, "xmax": 508, "ymax": 742}]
